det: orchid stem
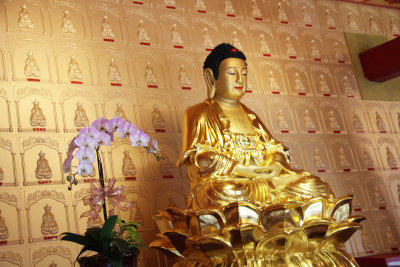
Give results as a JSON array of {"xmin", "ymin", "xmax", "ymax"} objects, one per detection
[{"xmin": 96, "ymin": 147, "xmax": 108, "ymax": 222}]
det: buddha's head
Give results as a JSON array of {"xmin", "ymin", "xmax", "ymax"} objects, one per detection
[{"xmin": 203, "ymin": 43, "xmax": 247, "ymax": 101}]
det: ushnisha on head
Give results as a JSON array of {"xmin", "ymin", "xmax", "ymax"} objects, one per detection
[{"xmin": 203, "ymin": 43, "xmax": 247, "ymax": 101}]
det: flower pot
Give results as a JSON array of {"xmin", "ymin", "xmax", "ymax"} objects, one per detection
[{"xmin": 77, "ymin": 252, "xmax": 138, "ymax": 267}]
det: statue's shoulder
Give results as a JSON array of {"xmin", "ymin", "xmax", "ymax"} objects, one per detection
[{"xmin": 184, "ymin": 99, "xmax": 217, "ymax": 119}]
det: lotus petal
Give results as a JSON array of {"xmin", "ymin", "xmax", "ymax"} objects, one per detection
[
  {"xmin": 259, "ymin": 204, "xmax": 302, "ymax": 233},
  {"xmin": 197, "ymin": 237, "xmax": 236, "ymax": 264},
  {"xmin": 223, "ymin": 202, "xmax": 260, "ymax": 227}
]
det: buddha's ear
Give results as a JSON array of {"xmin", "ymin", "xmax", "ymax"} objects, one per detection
[{"xmin": 203, "ymin": 68, "xmax": 216, "ymax": 99}]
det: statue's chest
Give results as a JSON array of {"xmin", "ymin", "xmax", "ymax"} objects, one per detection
[{"xmin": 220, "ymin": 107, "xmax": 254, "ymax": 135}]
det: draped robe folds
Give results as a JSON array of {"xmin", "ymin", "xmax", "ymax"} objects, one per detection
[{"xmin": 178, "ymin": 99, "xmax": 333, "ymax": 210}]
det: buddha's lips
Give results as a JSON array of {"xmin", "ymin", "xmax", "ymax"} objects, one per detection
[{"xmin": 235, "ymin": 86, "xmax": 243, "ymax": 90}]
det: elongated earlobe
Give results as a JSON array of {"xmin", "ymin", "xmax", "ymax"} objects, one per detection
[{"xmin": 204, "ymin": 68, "xmax": 216, "ymax": 99}]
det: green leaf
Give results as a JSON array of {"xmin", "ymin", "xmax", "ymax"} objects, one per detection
[
  {"xmin": 100, "ymin": 215, "xmax": 118, "ymax": 240},
  {"xmin": 85, "ymin": 227, "xmax": 101, "ymax": 240},
  {"xmin": 61, "ymin": 233, "xmax": 93, "ymax": 247}
]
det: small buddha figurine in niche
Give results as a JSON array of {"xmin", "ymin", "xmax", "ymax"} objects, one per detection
[
  {"xmin": 334, "ymin": 42, "xmax": 345, "ymax": 62},
  {"xmin": 251, "ymin": 0, "xmax": 262, "ymax": 18},
  {"xmin": 361, "ymin": 148, "xmax": 374, "ymax": 168},
  {"xmin": 0, "ymin": 166, "xmax": 3, "ymax": 180},
  {"xmin": 302, "ymin": 5, "xmax": 312, "ymax": 25},
  {"xmin": 152, "ymin": 105, "xmax": 166, "ymax": 129},
  {"xmin": 329, "ymin": 110, "xmax": 340, "ymax": 130},
  {"xmin": 108, "ymin": 58, "xmax": 121, "ymax": 82},
  {"xmin": 313, "ymin": 148, "xmax": 325, "ymax": 169},
  {"xmin": 177, "ymin": 43, "xmax": 333, "ymax": 210},
  {"xmin": 268, "ymin": 71, "xmax": 280, "ymax": 92},
  {"xmin": 41, "ymin": 204, "xmax": 58, "ymax": 235},
  {"xmin": 232, "ymin": 31, "xmax": 243, "ymax": 50},
  {"xmin": 343, "ymin": 76, "xmax": 354, "ymax": 96},
  {"xmin": 374, "ymin": 186, "xmax": 385, "ymax": 207},
  {"xmin": 224, "ymin": 0, "xmax": 235, "ymax": 14},
  {"xmin": 390, "ymin": 17, "xmax": 399, "ymax": 35},
  {"xmin": 74, "ymin": 102, "xmax": 89, "ymax": 128},
  {"xmin": 319, "ymin": 74, "xmax": 331, "ymax": 95},
  {"xmin": 164, "ymin": 0, "xmax": 176, "ymax": 6},
  {"xmin": 129, "ymin": 201, "xmax": 144, "ymax": 226},
  {"xmin": 259, "ymin": 34, "xmax": 271, "ymax": 54},
  {"xmin": 386, "ymin": 224, "xmax": 398, "ymax": 247},
  {"xmin": 353, "ymin": 111, "xmax": 364, "ymax": 131},
  {"xmin": 179, "ymin": 64, "xmax": 191, "ymax": 86},
  {"xmin": 167, "ymin": 197, "xmax": 177, "ymax": 208},
  {"xmin": 347, "ymin": 12, "xmax": 358, "ymax": 30},
  {"xmin": 277, "ymin": 109, "xmax": 289, "ymax": 130},
  {"xmin": 144, "ymin": 62, "xmax": 158, "ymax": 85},
  {"xmin": 137, "ymin": 20, "xmax": 150, "ymax": 42},
  {"xmin": 294, "ymin": 72, "xmax": 306, "ymax": 94},
  {"xmin": 386, "ymin": 147, "xmax": 397, "ymax": 167},
  {"xmin": 195, "ymin": 0, "xmax": 206, "ymax": 11},
  {"xmin": 277, "ymin": 2, "xmax": 288, "ymax": 22},
  {"xmin": 61, "ymin": 10, "xmax": 76, "ymax": 34},
  {"xmin": 0, "ymin": 210, "xmax": 9, "ymax": 240},
  {"xmin": 202, "ymin": 28, "xmax": 214, "ymax": 49},
  {"xmin": 122, "ymin": 151, "xmax": 136, "ymax": 177},
  {"xmin": 362, "ymin": 230, "xmax": 374, "ymax": 252},
  {"xmin": 310, "ymin": 40, "xmax": 321, "ymax": 59},
  {"xmin": 30, "ymin": 100, "xmax": 46, "ymax": 127},
  {"xmin": 338, "ymin": 148, "xmax": 350, "ymax": 168},
  {"xmin": 68, "ymin": 56, "xmax": 83, "ymax": 80},
  {"xmin": 160, "ymin": 151, "xmax": 173, "ymax": 175},
  {"xmin": 87, "ymin": 206, "xmax": 103, "ymax": 228},
  {"xmin": 304, "ymin": 109, "xmax": 315, "ymax": 130},
  {"xmin": 115, "ymin": 103, "xmax": 128, "ymax": 121},
  {"xmin": 101, "ymin": 15, "xmax": 114, "ymax": 38},
  {"xmin": 24, "ymin": 51, "xmax": 40, "ymax": 77},
  {"xmin": 325, "ymin": 9, "xmax": 336, "ymax": 28},
  {"xmin": 18, "ymin": 4, "xmax": 34, "ymax": 29},
  {"xmin": 376, "ymin": 111, "xmax": 386, "ymax": 131},
  {"xmin": 369, "ymin": 15, "xmax": 379, "ymax": 32},
  {"xmin": 171, "ymin": 24, "xmax": 183, "ymax": 46},
  {"xmin": 35, "ymin": 151, "xmax": 52, "ymax": 179},
  {"xmin": 285, "ymin": 37, "xmax": 296, "ymax": 58}
]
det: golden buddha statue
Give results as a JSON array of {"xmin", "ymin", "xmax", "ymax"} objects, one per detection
[
  {"xmin": 41, "ymin": 204, "xmax": 58, "ymax": 235},
  {"xmin": 0, "ymin": 210, "xmax": 9, "ymax": 240},
  {"xmin": 122, "ymin": 151, "xmax": 136, "ymax": 177},
  {"xmin": 151, "ymin": 43, "xmax": 364, "ymax": 266},
  {"xmin": 30, "ymin": 100, "xmax": 46, "ymax": 127},
  {"xmin": 35, "ymin": 151, "xmax": 52, "ymax": 180}
]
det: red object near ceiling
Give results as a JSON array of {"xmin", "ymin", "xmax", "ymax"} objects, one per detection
[{"xmin": 359, "ymin": 37, "xmax": 400, "ymax": 82}]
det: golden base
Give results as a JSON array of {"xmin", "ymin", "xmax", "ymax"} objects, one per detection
[{"xmin": 151, "ymin": 196, "xmax": 364, "ymax": 266}]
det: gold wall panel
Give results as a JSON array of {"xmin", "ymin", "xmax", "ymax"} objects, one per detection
[{"xmin": 0, "ymin": 0, "xmax": 399, "ymax": 265}]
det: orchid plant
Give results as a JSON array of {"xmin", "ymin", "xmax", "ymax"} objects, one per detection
[
  {"xmin": 61, "ymin": 116, "xmax": 161, "ymax": 266},
  {"xmin": 63, "ymin": 116, "xmax": 161, "ymax": 220}
]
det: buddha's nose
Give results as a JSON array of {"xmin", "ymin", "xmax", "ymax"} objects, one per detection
[{"xmin": 235, "ymin": 72, "xmax": 242, "ymax": 84}]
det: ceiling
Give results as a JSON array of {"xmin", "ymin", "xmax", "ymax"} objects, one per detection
[{"xmin": 335, "ymin": 0, "xmax": 400, "ymax": 9}]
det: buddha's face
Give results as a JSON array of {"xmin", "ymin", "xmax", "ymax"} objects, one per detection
[{"xmin": 214, "ymin": 58, "xmax": 247, "ymax": 101}]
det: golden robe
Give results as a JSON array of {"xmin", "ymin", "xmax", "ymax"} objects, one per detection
[{"xmin": 178, "ymin": 99, "xmax": 333, "ymax": 210}]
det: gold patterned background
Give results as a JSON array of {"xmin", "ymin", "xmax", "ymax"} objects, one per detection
[{"xmin": 0, "ymin": 0, "xmax": 399, "ymax": 266}]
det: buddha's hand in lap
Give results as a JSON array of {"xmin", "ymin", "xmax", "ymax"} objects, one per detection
[{"xmin": 233, "ymin": 163, "xmax": 281, "ymax": 179}]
